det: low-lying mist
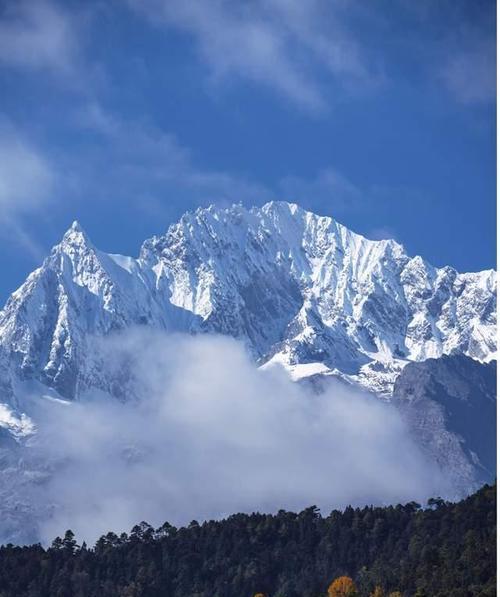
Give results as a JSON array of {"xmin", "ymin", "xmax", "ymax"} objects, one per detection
[{"xmin": 20, "ymin": 331, "xmax": 448, "ymax": 545}]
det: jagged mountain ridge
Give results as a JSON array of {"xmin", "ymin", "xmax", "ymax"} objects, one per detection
[{"xmin": 0, "ymin": 201, "xmax": 496, "ymax": 410}]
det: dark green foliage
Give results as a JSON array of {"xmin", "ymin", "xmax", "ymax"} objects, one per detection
[{"xmin": 0, "ymin": 484, "xmax": 495, "ymax": 597}]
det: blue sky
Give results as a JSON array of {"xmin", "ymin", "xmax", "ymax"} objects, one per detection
[{"xmin": 0, "ymin": 0, "xmax": 496, "ymax": 303}]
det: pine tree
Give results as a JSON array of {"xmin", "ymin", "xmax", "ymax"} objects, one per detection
[
  {"xmin": 62, "ymin": 529, "xmax": 78, "ymax": 554},
  {"xmin": 50, "ymin": 536, "xmax": 63, "ymax": 550}
]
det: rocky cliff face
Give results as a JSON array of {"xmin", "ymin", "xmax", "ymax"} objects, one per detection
[{"xmin": 392, "ymin": 355, "xmax": 496, "ymax": 495}]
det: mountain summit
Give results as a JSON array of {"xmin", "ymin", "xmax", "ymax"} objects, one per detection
[{"xmin": 0, "ymin": 201, "xmax": 496, "ymax": 407}]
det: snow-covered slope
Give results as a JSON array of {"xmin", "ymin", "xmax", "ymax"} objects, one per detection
[{"xmin": 0, "ymin": 201, "xmax": 496, "ymax": 412}]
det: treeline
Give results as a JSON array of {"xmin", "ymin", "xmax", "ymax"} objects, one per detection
[{"xmin": 0, "ymin": 484, "xmax": 495, "ymax": 597}]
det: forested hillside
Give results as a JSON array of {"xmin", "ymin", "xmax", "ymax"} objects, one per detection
[{"xmin": 0, "ymin": 484, "xmax": 495, "ymax": 597}]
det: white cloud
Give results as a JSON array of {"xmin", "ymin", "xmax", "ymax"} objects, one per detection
[
  {"xmin": 440, "ymin": 38, "xmax": 495, "ymax": 105},
  {"xmin": 0, "ymin": 0, "xmax": 78, "ymax": 75},
  {"xmin": 129, "ymin": 0, "xmax": 375, "ymax": 113},
  {"xmin": 0, "ymin": 124, "xmax": 54, "ymax": 217},
  {"xmin": 15, "ymin": 330, "xmax": 449, "ymax": 544},
  {"xmin": 0, "ymin": 123, "xmax": 55, "ymax": 257}
]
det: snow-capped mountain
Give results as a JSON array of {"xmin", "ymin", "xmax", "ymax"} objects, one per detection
[
  {"xmin": 0, "ymin": 201, "xmax": 496, "ymax": 414},
  {"xmin": 0, "ymin": 201, "xmax": 496, "ymax": 544}
]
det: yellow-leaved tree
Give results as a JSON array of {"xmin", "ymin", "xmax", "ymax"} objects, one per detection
[
  {"xmin": 370, "ymin": 587, "xmax": 384, "ymax": 597},
  {"xmin": 327, "ymin": 576, "xmax": 358, "ymax": 596},
  {"xmin": 388, "ymin": 593, "xmax": 403, "ymax": 597}
]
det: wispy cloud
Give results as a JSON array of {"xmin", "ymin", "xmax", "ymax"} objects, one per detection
[
  {"xmin": 127, "ymin": 0, "xmax": 496, "ymax": 113},
  {"xmin": 0, "ymin": 0, "xmax": 79, "ymax": 75},
  {"xmin": 440, "ymin": 37, "xmax": 495, "ymax": 105},
  {"xmin": 0, "ymin": 125, "xmax": 53, "ymax": 215},
  {"xmin": 0, "ymin": 121, "xmax": 55, "ymax": 258},
  {"xmin": 397, "ymin": 0, "xmax": 495, "ymax": 106},
  {"xmin": 128, "ymin": 0, "xmax": 376, "ymax": 113}
]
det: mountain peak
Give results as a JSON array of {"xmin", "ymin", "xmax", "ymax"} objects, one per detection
[
  {"xmin": 69, "ymin": 220, "xmax": 83, "ymax": 232},
  {"xmin": 59, "ymin": 220, "xmax": 93, "ymax": 249},
  {"xmin": 259, "ymin": 200, "xmax": 308, "ymax": 219},
  {"xmin": 262, "ymin": 200, "xmax": 301, "ymax": 211}
]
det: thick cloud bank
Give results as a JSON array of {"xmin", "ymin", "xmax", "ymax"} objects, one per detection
[{"xmin": 18, "ymin": 332, "xmax": 447, "ymax": 544}]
